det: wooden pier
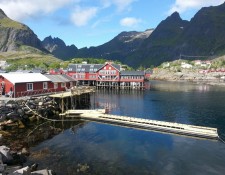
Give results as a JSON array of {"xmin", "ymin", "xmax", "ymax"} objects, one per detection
[{"xmin": 63, "ymin": 109, "xmax": 218, "ymax": 140}]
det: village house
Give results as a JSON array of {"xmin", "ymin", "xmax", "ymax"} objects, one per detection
[
  {"xmin": 44, "ymin": 74, "xmax": 76, "ymax": 91},
  {"xmin": 67, "ymin": 63, "xmax": 102, "ymax": 86},
  {"xmin": 0, "ymin": 73, "xmax": 51, "ymax": 98},
  {"xmin": 67, "ymin": 62, "xmax": 147, "ymax": 89},
  {"xmin": 0, "ymin": 73, "xmax": 76, "ymax": 98},
  {"xmin": 181, "ymin": 62, "xmax": 193, "ymax": 69},
  {"xmin": 120, "ymin": 71, "xmax": 145, "ymax": 88},
  {"xmin": 194, "ymin": 60, "xmax": 211, "ymax": 68}
]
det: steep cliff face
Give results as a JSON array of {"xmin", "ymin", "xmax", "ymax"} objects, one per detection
[
  {"xmin": 179, "ymin": 2, "xmax": 225, "ymax": 56},
  {"xmin": 134, "ymin": 12, "xmax": 189, "ymax": 66},
  {"xmin": 122, "ymin": 2, "xmax": 225, "ymax": 67},
  {"xmin": 42, "ymin": 36, "xmax": 78, "ymax": 60},
  {"xmin": 0, "ymin": 9, "xmax": 43, "ymax": 52}
]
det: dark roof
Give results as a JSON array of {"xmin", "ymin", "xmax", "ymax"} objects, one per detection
[
  {"xmin": 120, "ymin": 71, "xmax": 145, "ymax": 76},
  {"xmin": 31, "ymin": 68, "xmax": 46, "ymax": 74},
  {"xmin": 68, "ymin": 64, "xmax": 103, "ymax": 73},
  {"xmin": 44, "ymin": 74, "xmax": 75, "ymax": 83},
  {"xmin": 61, "ymin": 74, "xmax": 76, "ymax": 81}
]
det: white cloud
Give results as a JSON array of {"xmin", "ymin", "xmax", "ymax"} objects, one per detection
[
  {"xmin": 120, "ymin": 17, "xmax": 141, "ymax": 27},
  {"xmin": 101, "ymin": 0, "xmax": 136, "ymax": 12},
  {"xmin": 0, "ymin": 0, "xmax": 75, "ymax": 21},
  {"xmin": 71, "ymin": 7, "xmax": 98, "ymax": 26},
  {"xmin": 113, "ymin": 0, "xmax": 136, "ymax": 12},
  {"xmin": 169, "ymin": 0, "xmax": 224, "ymax": 14}
]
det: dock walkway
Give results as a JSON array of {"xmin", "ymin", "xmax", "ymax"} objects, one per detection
[{"xmin": 64, "ymin": 109, "xmax": 218, "ymax": 140}]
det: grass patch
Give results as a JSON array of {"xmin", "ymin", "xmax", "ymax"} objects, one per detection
[{"xmin": 0, "ymin": 17, "xmax": 27, "ymax": 30}]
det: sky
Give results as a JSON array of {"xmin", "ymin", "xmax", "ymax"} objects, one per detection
[{"xmin": 0, "ymin": 0, "xmax": 224, "ymax": 49}]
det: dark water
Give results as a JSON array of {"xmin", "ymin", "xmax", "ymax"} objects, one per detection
[{"xmin": 27, "ymin": 81, "xmax": 225, "ymax": 175}]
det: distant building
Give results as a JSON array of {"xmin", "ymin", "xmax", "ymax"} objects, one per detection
[
  {"xmin": 194, "ymin": 60, "xmax": 211, "ymax": 68},
  {"xmin": 0, "ymin": 61, "xmax": 9, "ymax": 69},
  {"xmin": 66, "ymin": 62, "xmax": 146, "ymax": 89},
  {"xmin": 162, "ymin": 62, "xmax": 170, "ymax": 68},
  {"xmin": 181, "ymin": 62, "xmax": 192, "ymax": 69},
  {"xmin": 49, "ymin": 68, "xmax": 67, "ymax": 75}
]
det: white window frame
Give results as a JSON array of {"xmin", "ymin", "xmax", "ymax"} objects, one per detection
[
  {"xmin": 54, "ymin": 83, "xmax": 58, "ymax": 89},
  {"xmin": 27, "ymin": 83, "xmax": 33, "ymax": 91},
  {"xmin": 43, "ymin": 82, "xmax": 48, "ymax": 89}
]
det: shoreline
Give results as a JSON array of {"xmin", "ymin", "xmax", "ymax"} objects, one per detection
[{"xmin": 149, "ymin": 78, "xmax": 225, "ymax": 86}]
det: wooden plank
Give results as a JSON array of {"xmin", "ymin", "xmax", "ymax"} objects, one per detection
[{"xmin": 64, "ymin": 110, "xmax": 218, "ymax": 140}]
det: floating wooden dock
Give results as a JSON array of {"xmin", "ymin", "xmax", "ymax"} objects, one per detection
[{"xmin": 63, "ymin": 109, "xmax": 218, "ymax": 140}]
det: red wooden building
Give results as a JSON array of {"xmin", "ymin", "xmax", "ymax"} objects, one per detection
[
  {"xmin": 67, "ymin": 62, "xmax": 146, "ymax": 89},
  {"xmin": 0, "ymin": 73, "xmax": 76, "ymax": 98}
]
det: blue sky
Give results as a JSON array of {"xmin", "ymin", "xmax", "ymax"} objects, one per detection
[{"xmin": 0, "ymin": 0, "xmax": 224, "ymax": 48}]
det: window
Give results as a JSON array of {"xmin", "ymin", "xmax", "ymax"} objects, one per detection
[
  {"xmin": 27, "ymin": 83, "xmax": 33, "ymax": 91},
  {"xmin": 43, "ymin": 82, "xmax": 48, "ymax": 89},
  {"xmin": 61, "ymin": 82, "xmax": 66, "ymax": 88},
  {"xmin": 89, "ymin": 75, "xmax": 96, "ymax": 79},
  {"xmin": 54, "ymin": 83, "xmax": 58, "ymax": 89}
]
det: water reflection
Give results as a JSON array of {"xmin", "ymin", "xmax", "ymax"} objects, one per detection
[
  {"xmin": 26, "ymin": 81, "xmax": 225, "ymax": 175},
  {"xmin": 149, "ymin": 80, "xmax": 217, "ymax": 92}
]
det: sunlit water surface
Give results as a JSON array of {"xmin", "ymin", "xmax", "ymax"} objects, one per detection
[{"xmin": 27, "ymin": 81, "xmax": 225, "ymax": 175}]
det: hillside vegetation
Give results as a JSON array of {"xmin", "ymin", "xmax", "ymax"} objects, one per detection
[{"xmin": 0, "ymin": 46, "xmax": 61, "ymax": 71}]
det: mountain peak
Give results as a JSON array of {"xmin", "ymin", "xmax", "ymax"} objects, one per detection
[
  {"xmin": 168, "ymin": 11, "xmax": 182, "ymax": 21},
  {"xmin": 0, "ymin": 9, "xmax": 7, "ymax": 19}
]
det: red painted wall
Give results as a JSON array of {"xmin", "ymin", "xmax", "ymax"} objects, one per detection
[
  {"xmin": 0, "ymin": 76, "xmax": 14, "ymax": 96},
  {"xmin": 96, "ymin": 63, "xmax": 120, "ymax": 81}
]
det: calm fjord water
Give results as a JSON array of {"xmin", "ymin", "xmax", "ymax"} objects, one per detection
[{"xmin": 28, "ymin": 81, "xmax": 225, "ymax": 175}]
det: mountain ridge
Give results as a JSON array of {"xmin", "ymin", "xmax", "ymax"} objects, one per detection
[
  {"xmin": 0, "ymin": 8, "xmax": 44, "ymax": 52},
  {"xmin": 42, "ymin": 36, "xmax": 78, "ymax": 60},
  {"xmin": 1, "ymin": 3, "xmax": 225, "ymax": 68}
]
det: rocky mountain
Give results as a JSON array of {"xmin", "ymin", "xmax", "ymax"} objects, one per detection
[
  {"xmin": 42, "ymin": 36, "xmax": 78, "ymax": 60},
  {"xmin": 2, "ymin": 2, "xmax": 225, "ymax": 68},
  {"xmin": 129, "ymin": 2, "xmax": 225, "ymax": 67},
  {"xmin": 74, "ymin": 2, "xmax": 225, "ymax": 67},
  {"xmin": 0, "ymin": 9, "xmax": 43, "ymax": 52},
  {"xmin": 75, "ymin": 29, "xmax": 153, "ymax": 62}
]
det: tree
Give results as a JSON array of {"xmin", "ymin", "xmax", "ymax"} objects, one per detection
[{"xmin": 49, "ymin": 62, "xmax": 60, "ymax": 69}]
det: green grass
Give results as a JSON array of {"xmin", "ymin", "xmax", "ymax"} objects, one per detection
[
  {"xmin": 0, "ymin": 17, "xmax": 27, "ymax": 30},
  {"xmin": 0, "ymin": 47, "xmax": 61, "ymax": 71}
]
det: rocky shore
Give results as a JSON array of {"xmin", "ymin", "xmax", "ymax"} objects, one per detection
[
  {"xmin": 0, "ymin": 97, "xmax": 63, "ymax": 175},
  {"xmin": 150, "ymin": 68, "xmax": 225, "ymax": 86}
]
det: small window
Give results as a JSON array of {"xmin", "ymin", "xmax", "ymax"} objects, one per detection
[
  {"xmin": 27, "ymin": 83, "xmax": 33, "ymax": 91},
  {"xmin": 54, "ymin": 83, "xmax": 58, "ymax": 89},
  {"xmin": 43, "ymin": 82, "xmax": 48, "ymax": 89},
  {"xmin": 61, "ymin": 82, "xmax": 66, "ymax": 88}
]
